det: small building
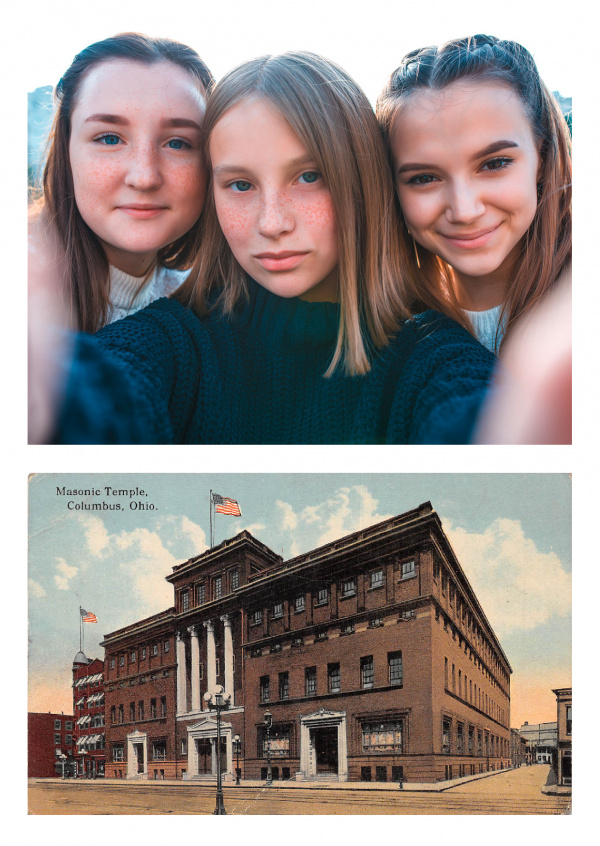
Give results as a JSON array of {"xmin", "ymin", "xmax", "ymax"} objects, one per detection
[
  {"xmin": 73, "ymin": 652, "xmax": 106, "ymax": 777},
  {"xmin": 552, "ymin": 688, "xmax": 572, "ymax": 787},
  {"xmin": 510, "ymin": 728, "xmax": 528, "ymax": 768},
  {"xmin": 102, "ymin": 503, "xmax": 512, "ymax": 783},
  {"xmin": 517, "ymin": 721, "xmax": 557, "ymax": 764},
  {"xmin": 28, "ymin": 712, "xmax": 75, "ymax": 777}
]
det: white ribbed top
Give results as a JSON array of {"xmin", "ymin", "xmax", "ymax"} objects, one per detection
[
  {"xmin": 107, "ymin": 264, "xmax": 189, "ymax": 325},
  {"xmin": 464, "ymin": 304, "xmax": 504, "ymax": 354}
]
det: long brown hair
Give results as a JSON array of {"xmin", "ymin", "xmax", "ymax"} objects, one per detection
[
  {"xmin": 377, "ymin": 34, "xmax": 572, "ymax": 350},
  {"xmin": 175, "ymin": 51, "xmax": 410, "ymax": 376},
  {"xmin": 36, "ymin": 33, "xmax": 214, "ymax": 333}
]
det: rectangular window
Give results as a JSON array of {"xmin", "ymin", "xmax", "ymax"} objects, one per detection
[
  {"xmin": 118, "ymin": 705, "xmax": 124, "ymax": 723},
  {"xmin": 341, "ymin": 577, "xmax": 356, "ymax": 597},
  {"xmin": 110, "ymin": 658, "xmax": 115, "ymax": 669},
  {"xmin": 164, "ymin": 640, "xmax": 170, "ymax": 653},
  {"xmin": 214, "ymin": 576, "xmax": 222, "ymax": 600},
  {"xmin": 181, "ymin": 590, "xmax": 189, "ymax": 611},
  {"xmin": 294, "ymin": 595, "xmax": 305, "ymax": 613},
  {"xmin": 129, "ymin": 702, "xmax": 135, "ymax": 722},
  {"xmin": 457, "ymin": 723, "xmax": 464, "ymax": 754},
  {"xmin": 130, "ymin": 651, "xmax": 136, "ymax": 663},
  {"xmin": 369, "ymin": 616, "xmax": 383, "ymax": 628},
  {"xmin": 65, "ymin": 734, "xmax": 73, "ymax": 746},
  {"xmin": 231, "ymin": 570, "xmax": 239, "ymax": 590},
  {"xmin": 292, "ymin": 636, "xmax": 303, "ymax": 648},
  {"xmin": 54, "ymin": 719, "xmax": 61, "ymax": 731},
  {"xmin": 119, "ymin": 655, "xmax": 125, "ymax": 667},
  {"xmin": 152, "ymin": 740, "xmax": 167, "ymax": 761},
  {"xmin": 361, "ymin": 655, "xmax": 374, "ymax": 689},
  {"xmin": 161, "ymin": 696, "xmax": 167, "ymax": 718},
  {"xmin": 305, "ymin": 666, "xmax": 317, "ymax": 696},
  {"xmin": 260, "ymin": 675, "xmax": 270, "ymax": 703},
  {"xmin": 141, "ymin": 647, "xmax": 147, "ymax": 660},
  {"xmin": 54, "ymin": 733, "xmax": 61, "ymax": 745},
  {"xmin": 110, "ymin": 706, "xmax": 116, "ymax": 724},
  {"xmin": 252, "ymin": 609, "xmax": 263, "ymax": 626},
  {"xmin": 278, "ymin": 672, "xmax": 289, "ymax": 700},
  {"xmin": 442, "ymin": 718, "xmax": 451, "ymax": 754},
  {"xmin": 316, "ymin": 587, "xmax": 328, "ymax": 606},
  {"xmin": 272, "ymin": 602, "xmax": 283, "ymax": 619},
  {"xmin": 370, "ymin": 569, "xmax": 384, "ymax": 589},
  {"xmin": 270, "ymin": 642, "xmax": 282, "ymax": 653},
  {"xmin": 259, "ymin": 725, "xmax": 291, "ymax": 758},
  {"xmin": 328, "ymin": 663, "xmax": 341, "ymax": 693},
  {"xmin": 197, "ymin": 584, "xmax": 206, "ymax": 606},
  {"xmin": 362, "ymin": 720, "xmax": 403, "ymax": 753},
  {"xmin": 138, "ymin": 700, "xmax": 144, "ymax": 721},
  {"xmin": 112, "ymin": 744, "xmax": 124, "ymax": 762},
  {"xmin": 152, "ymin": 644, "xmax": 158, "ymax": 657},
  {"xmin": 468, "ymin": 726, "xmax": 474, "ymax": 754},
  {"xmin": 314, "ymin": 629, "xmax": 328, "ymax": 641},
  {"xmin": 150, "ymin": 699, "xmax": 157, "ymax": 719},
  {"xmin": 388, "ymin": 651, "xmax": 403, "ymax": 686},
  {"xmin": 401, "ymin": 559, "xmax": 416, "ymax": 579},
  {"xmin": 566, "ymin": 705, "xmax": 572, "ymax": 735},
  {"xmin": 340, "ymin": 622, "xmax": 355, "ymax": 635}
]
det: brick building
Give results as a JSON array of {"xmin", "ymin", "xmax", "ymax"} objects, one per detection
[
  {"xmin": 102, "ymin": 502, "xmax": 511, "ymax": 783},
  {"xmin": 28, "ymin": 712, "xmax": 75, "ymax": 777},
  {"xmin": 552, "ymin": 687, "xmax": 572, "ymax": 786},
  {"xmin": 517, "ymin": 720, "xmax": 557, "ymax": 764},
  {"xmin": 72, "ymin": 652, "xmax": 106, "ymax": 777}
]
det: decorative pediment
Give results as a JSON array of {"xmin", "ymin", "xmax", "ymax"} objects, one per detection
[
  {"xmin": 301, "ymin": 708, "xmax": 346, "ymax": 722},
  {"xmin": 187, "ymin": 717, "xmax": 233, "ymax": 736}
]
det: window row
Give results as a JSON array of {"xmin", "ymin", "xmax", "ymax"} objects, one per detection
[
  {"xmin": 179, "ymin": 569, "xmax": 240, "ymax": 611},
  {"xmin": 442, "ymin": 717, "xmax": 508, "ymax": 758},
  {"xmin": 110, "ymin": 696, "xmax": 168, "ymax": 724},
  {"xmin": 109, "ymin": 640, "xmax": 171, "ymax": 670},
  {"xmin": 259, "ymin": 652, "xmax": 403, "ymax": 702},
  {"xmin": 111, "ymin": 739, "xmax": 167, "ymax": 762},
  {"xmin": 444, "ymin": 658, "xmax": 507, "ymax": 727},
  {"xmin": 437, "ymin": 609, "xmax": 508, "ymax": 698},
  {"xmin": 250, "ymin": 563, "xmax": 416, "ymax": 626}
]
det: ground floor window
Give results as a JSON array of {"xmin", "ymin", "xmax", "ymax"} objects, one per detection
[
  {"xmin": 258, "ymin": 724, "xmax": 293, "ymax": 758},
  {"xmin": 152, "ymin": 739, "xmax": 167, "ymax": 761},
  {"xmin": 112, "ymin": 744, "xmax": 124, "ymax": 762},
  {"xmin": 362, "ymin": 720, "xmax": 403, "ymax": 753},
  {"xmin": 361, "ymin": 766, "xmax": 372, "ymax": 781}
]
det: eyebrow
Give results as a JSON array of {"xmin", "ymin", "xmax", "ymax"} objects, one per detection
[
  {"xmin": 83, "ymin": 114, "xmax": 202, "ymax": 130},
  {"xmin": 397, "ymin": 140, "xmax": 519, "ymax": 174},
  {"xmin": 213, "ymin": 154, "xmax": 317, "ymax": 177}
]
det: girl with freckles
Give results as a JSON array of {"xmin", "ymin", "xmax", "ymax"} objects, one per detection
[
  {"xmin": 376, "ymin": 34, "xmax": 571, "ymax": 354},
  {"xmin": 37, "ymin": 51, "xmax": 498, "ymax": 445},
  {"xmin": 31, "ymin": 32, "xmax": 213, "ymax": 332}
]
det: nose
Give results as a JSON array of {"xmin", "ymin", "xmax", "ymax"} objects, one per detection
[
  {"xmin": 445, "ymin": 180, "xmax": 486, "ymax": 225},
  {"xmin": 257, "ymin": 189, "xmax": 294, "ymax": 238},
  {"xmin": 124, "ymin": 144, "xmax": 163, "ymax": 191}
]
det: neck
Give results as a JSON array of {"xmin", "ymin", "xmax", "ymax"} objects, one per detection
[
  {"xmin": 102, "ymin": 244, "xmax": 158, "ymax": 278},
  {"xmin": 452, "ymin": 255, "xmax": 516, "ymax": 312}
]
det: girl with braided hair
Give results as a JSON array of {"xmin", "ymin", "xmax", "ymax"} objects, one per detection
[{"xmin": 377, "ymin": 34, "xmax": 571, "ymax": 354}]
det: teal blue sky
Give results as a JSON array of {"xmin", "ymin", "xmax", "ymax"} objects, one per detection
[{"xmin": 28, "ymin": 473, "xmax": 571, "ymax": 726}]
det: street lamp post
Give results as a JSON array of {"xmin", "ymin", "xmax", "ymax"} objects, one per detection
[
  {"xmin": 263, "ymin": 709, "xmax": 273, "ymax": 787},
  {"xmin": 204, "ymin": 686, "xmax": 231, "ymax": 815},
  {"xmin": 59, "ymin": 754, "xmax": 67, "ymax": 779},
  {"xmin": 233, "ymin": 734, "xmax": 242, "ymax": 785}
]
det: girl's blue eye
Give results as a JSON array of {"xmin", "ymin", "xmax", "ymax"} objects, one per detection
[
  {"xmin": 96, "ymin": 134, "xmax": 120, "ymax": 146},
  {"xmin": 299, "ymin": 171, "xmax": 320, "ymax": 184},
  {"xmin": 230, "ymin": 180, "xmax": 252, "ymax": 193},
  {"xmin": 408, "ymin": 174, "xmax": 436, "ymax": 186},
  {"xmin": 167, "ymin": 138, "xmax": 189, "ymax": 150}
]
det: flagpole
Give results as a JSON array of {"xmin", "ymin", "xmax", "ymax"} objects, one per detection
[
  {"xmin": 79, "ymin": 606, "xmax": 83, "ymax": 653},
  {"xmin": 209, "ymin": 489, "xmax": 213, "ymax": 549}
]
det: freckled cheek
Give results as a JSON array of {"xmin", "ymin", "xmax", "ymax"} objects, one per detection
[
  {"xmin": 215, "ymin": 201, "xmax": 255, "ymax": 247},
  {"xmin": 168, "ymin": 164, "xmax": 208, "ymax": 215},
  {"xmin": 71, "ymin": 158, "xmax": 123, "ymax": 209}
]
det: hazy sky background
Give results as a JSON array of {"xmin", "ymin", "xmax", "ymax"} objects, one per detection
[
  {"xmin": 25, "ymin": 0, "xmax": 573, "ymax": 100},
  {"xmin": 29, "ymin": 473, "xmax": 571, "ymax": 727}
]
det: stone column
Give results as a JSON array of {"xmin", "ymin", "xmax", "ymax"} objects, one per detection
[
  {"xmin": 337, "ymin": 716, "xmax": 348, "ymax": 781},
  {"xmin": 204, "ymin": 620, "xmax": 216, "ymax": 706},
  {"xmin": 221, "ymin": 614, "xmax": 234, "ymax": 705},
  {"xmin": 189, "ymin": 625, "xmax": 201, "ymax": 712},
  {"xmin": 176, "ymin": 631, "xmax": 187, "ymax": 715}
]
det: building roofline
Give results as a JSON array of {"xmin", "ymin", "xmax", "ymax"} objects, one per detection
[
  {"xmin": 101, "ymin": 608, "xmax": 175, "ymax": 647},
  {"xmin": 166, "ymin": 530, "xmax": 282, "ymax": 583}
]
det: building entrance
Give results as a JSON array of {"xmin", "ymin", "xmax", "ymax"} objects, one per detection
[
  {"xmin": 196, "ymin": 738, "xmax": 212, "ymax": 774},
  {"xmin": 313, "ymin": 726, "xmax": 338, "ymax": 774},
  {"xmin": 133, "ymin": 742, "xmax": 144, "ymax": 775}
]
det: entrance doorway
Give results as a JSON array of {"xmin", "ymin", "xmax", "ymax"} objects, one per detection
[
  {"xmin": 313, "ymin": 726, "xmax": 338, "ymax": 774},
  {"xmin": 133, "ymin": 743, "xmax": 144, "ymax": 775},
  {"xmin": 196, "ymin": 739, "xmax": 212, "ymax": 774}
]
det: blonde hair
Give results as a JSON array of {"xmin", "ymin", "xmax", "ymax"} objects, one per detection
[
  {"xmin": 175, "ymin": 51, "xmax": 410, "ymax": 376},
  {"xmin": 377, "ymin": 34, "xmax": 572, "ymax": 350}
]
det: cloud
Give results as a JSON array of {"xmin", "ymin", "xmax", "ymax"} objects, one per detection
[
  {"xmin": 442, "ymin": 517, "xmax": 571, "ymax": 636},
  {"xmin": 115, "ymin": 528, "xmax": 177, "ymax": 610},
  {"xmin": 303, "ymin": 485, "xmax": 393, "ymax": 546},
  {"xmin": 277, "ymin": 501, "xmax": 298, "ymax": 531},
  {"xmin": 78, "ymin": 515, "xmax": 110, "ymax": 557},
  {"xmin": 180, "ymin": 516, "xmax": 207, "ymax": 554},
  {"xmin": 29, "ymin": 578, "xmax": 47, "ymax": 599},
  {"xmin": 54, "ymin": 557, "xmax": 78, "ymax": 591}
]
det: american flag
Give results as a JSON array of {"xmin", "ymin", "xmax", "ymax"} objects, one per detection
[
  {"xmin": 212, "ymin": 494, "xmax": 242, "ymax": 517},
  {"xmin": 80, "ymin": 608, "xmax": 97, "ymax": 623}
]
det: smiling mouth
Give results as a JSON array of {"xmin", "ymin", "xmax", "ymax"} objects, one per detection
[
  {"xmin": 254, "ymin": 251, "xmax": 309, "ymax": 272},
  {"xmin": 440, "ymin": 224, "xmax": 501, "ymax": 250}
]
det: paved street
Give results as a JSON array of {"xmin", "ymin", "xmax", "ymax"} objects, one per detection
[{"xmin": 29, "ymin": 764, "xmax": 569, "ymax": 815}]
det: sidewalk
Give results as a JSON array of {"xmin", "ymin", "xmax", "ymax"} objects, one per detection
[{"xmin": 30, "ymin": 766, "xmax": 514, "ymax": 794}]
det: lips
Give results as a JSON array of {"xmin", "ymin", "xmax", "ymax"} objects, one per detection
[
  {"xmin": 439, "ymin": 224, "xmax": 501, "ymax": 250},
  {"xmin": 118, "ymin": 205, "xmax": 168, "ymax": 219},
  {"xmin": 254, "ymin": 251, "xmax": 309, "ymax": 272}
]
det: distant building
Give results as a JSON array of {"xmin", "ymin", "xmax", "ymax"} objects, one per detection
[
  {"xmin": 552, "ymin": 688, "xmax": 572, "ymax": 786},
  {"xmin": 510, "ymin": 728, "xmax": 528, "ymax": 768},
  {"xmin": 73, "ymin": 652, "xmax": 105, "ymax": 777},
  {"xmin": 28, "ymin": 712, "xmax": 75, "ymax": 777},
  {"xmin": 517, "ymin": 721, "xmax": 557, "ymax": 764},
  {"xmin": 102, "ymin": 502, "xmax": 512, "ymax": 783}
]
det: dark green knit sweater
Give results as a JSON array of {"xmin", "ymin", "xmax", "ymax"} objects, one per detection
[{"xmin": 55, "ymin": 281, "xmax": 496, "ymax": 444}]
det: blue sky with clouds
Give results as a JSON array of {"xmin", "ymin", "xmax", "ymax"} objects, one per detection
[{"xmin": 28, "ymin": 473, "xmax": 571, "ymax": 725}]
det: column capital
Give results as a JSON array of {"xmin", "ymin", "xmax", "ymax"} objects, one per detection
[
  {"xmin": 220, "ymin": 614, "xmax": 231, "ymax": 627},
  {"xmin": 203, "ymin": 619, "xmax": 214, "ymax": 633},
  {"xmin": 188, "ymin": 624, "xmax": 200, "ymax": 637},
  {"xmin": 176, "ymin": 630, "xmax": 186, "ymax": 642}
]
